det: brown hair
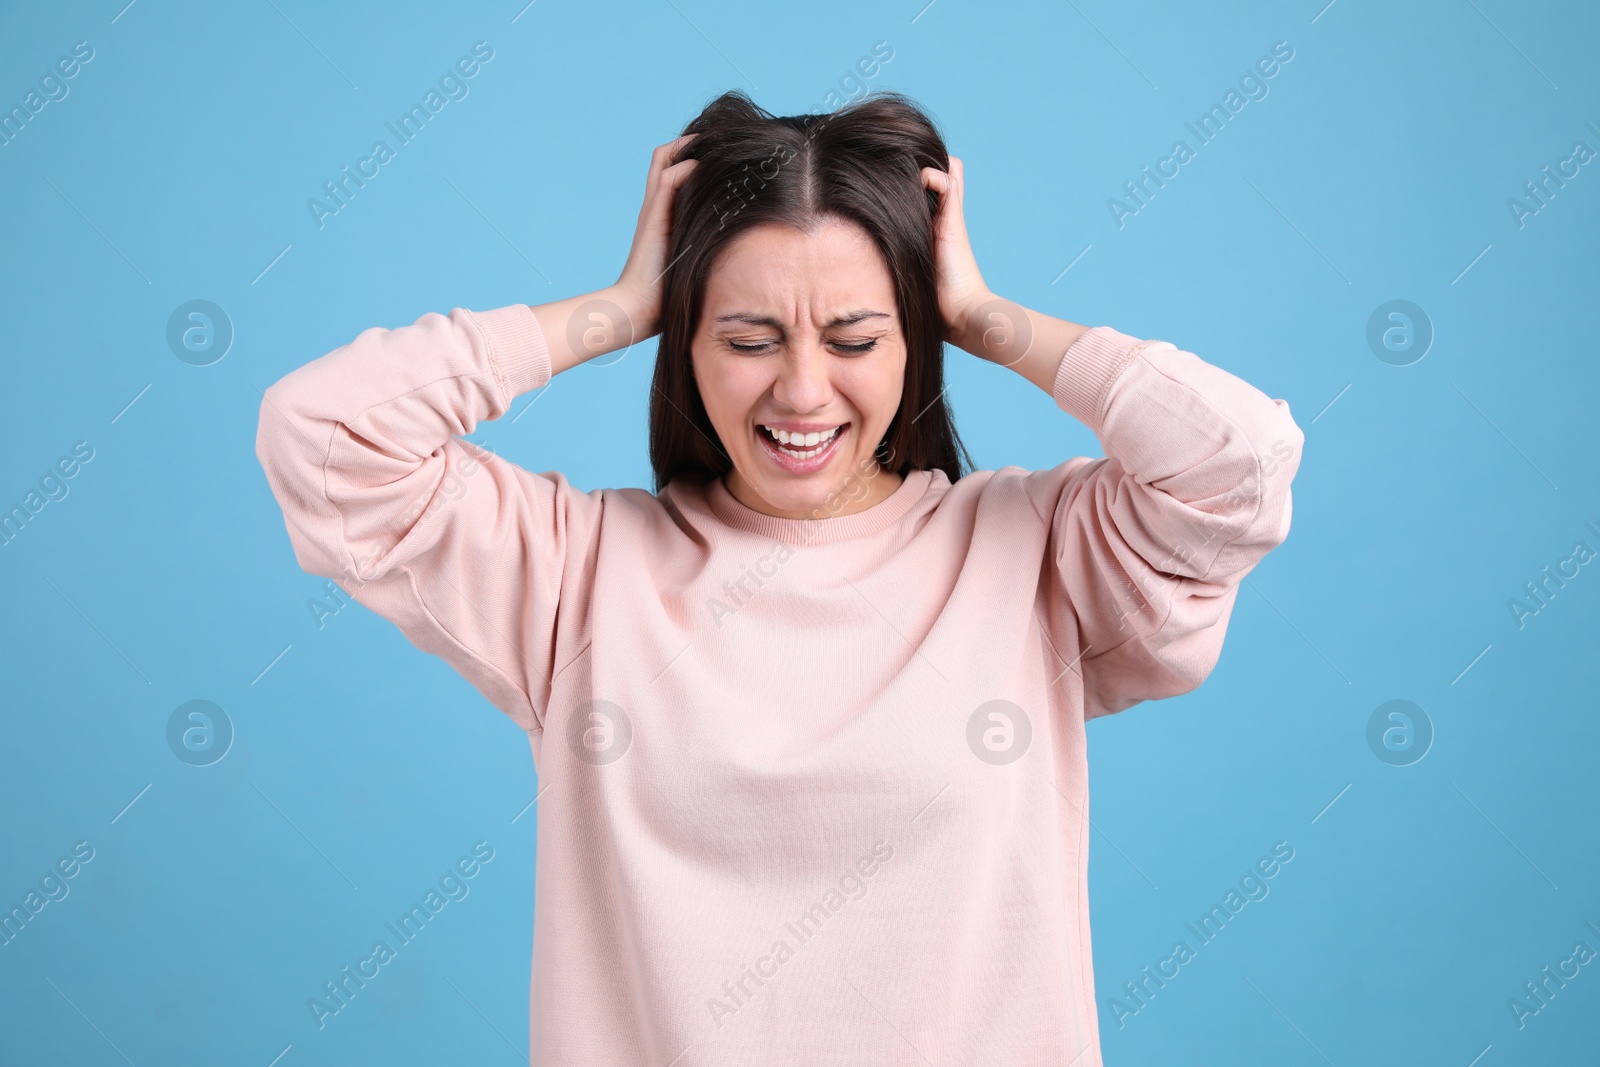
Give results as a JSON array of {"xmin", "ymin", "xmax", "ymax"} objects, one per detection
[{"xmin": 647, "ymin": 89, "xmax": 974, "ymax": 493}]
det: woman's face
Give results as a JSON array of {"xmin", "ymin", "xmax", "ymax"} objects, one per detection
[{"xmin": 691, "ymin": 216, "xmax": 908, "ymax": 520}]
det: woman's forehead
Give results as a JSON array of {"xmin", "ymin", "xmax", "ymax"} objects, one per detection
[{"xmin": 702, "ymin": 220, "xmax": 897, "ymax": 323}]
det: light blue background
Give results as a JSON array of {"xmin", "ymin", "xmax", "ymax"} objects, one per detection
[{"xmin": 2, "ymin": 0, "xmax": 1597, "ymax": 1063}]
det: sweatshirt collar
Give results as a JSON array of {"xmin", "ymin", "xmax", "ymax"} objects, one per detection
[{"xmin": 699, "ymin": 467, "xmax": 940, "ymax": 545}]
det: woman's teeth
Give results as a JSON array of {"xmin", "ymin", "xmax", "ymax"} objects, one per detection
[{"xmin": 761, "ymin": 424, "xmax": 841, "ymax": 458}]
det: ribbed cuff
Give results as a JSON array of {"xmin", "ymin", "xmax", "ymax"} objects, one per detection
[
  {"xmin": 471, "ymin": 303, "xmax": 552, "ymax": 406},
  {"xmin": 1052, "ymin": 325, "xmax": 1147, "ymax": 433}
]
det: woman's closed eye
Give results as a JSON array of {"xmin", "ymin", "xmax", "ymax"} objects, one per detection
[
  {"xmin": 726, "ymin": 338, "xmax": 880, "ymax": 354},
  {"xmin": 833, "ymin": 339, "xmax": 879, "ymax": 354}
]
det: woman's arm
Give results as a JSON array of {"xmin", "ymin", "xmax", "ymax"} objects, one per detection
[
  {"xmin": 966, "ymin": 300, "xmax": 1303, "ymax": 719},
  {"xmin": 254, "ymin": 136, "xmax": 698, "ymax": 731},
  {"xmin": 254, "ymin": 295, "xmax": 617, "ymax": 731},
  {"xmin": 922, "ymin": 158, "xmax": 1301, "ymax": 720}
]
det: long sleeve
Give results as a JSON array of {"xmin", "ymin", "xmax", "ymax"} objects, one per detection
[
  {"xmin": 254, "ymin": 302, "xmax": 601, "ymax": 732},
  {"xmin": 1024, "ymin": 326, "xmax": 1303, "ymax": 721}
]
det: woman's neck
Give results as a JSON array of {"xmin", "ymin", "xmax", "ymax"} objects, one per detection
[{"xmin": 723, "ymin": 463, "xmax": 905, "ymax": 520}]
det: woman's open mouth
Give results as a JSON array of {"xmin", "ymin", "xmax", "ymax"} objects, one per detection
[{"xmin": 755, "ymin": 422, "xmax": 848, "ymax": 474}]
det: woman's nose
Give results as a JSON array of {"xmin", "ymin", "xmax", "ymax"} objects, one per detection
[{"xmin": 772, "ymin": 340, "xmax": 834, "ymax": 412}]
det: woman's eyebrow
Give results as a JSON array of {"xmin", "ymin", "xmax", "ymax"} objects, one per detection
[{"xmin": 712, "ymin": 309, "xmax": 892, "ymax": 328}]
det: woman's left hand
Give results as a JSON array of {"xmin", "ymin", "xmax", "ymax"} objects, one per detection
[{"xmin": 920, "ymin": 157, "xmax": 995, "ymax": 348}]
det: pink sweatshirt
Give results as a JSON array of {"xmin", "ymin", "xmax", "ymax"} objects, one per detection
[{"xmin": 255, "ymin": 302, "xmax": 1301, "ymax": 1065}]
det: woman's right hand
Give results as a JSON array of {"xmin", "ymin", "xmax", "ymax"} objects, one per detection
[{"xmin": 612, "ymin": 133, "xmax": 699, "ymax": 340}]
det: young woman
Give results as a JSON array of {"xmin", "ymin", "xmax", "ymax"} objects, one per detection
[{"xmin": 257, "ymin": 90, "xmax": 1302, "ymax": 1066}]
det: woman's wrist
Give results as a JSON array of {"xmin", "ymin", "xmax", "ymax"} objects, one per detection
[
  {"xmin": 948, "ymin": 288, "xmax": 1000, "ymax": 356},
  {"xmin": 956, "ymin": 292, "xmax": 1090, "ymax": 396},
  {"xmin": 602, "ymin": 282, "xmax": 658, "ymax": 344}
]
